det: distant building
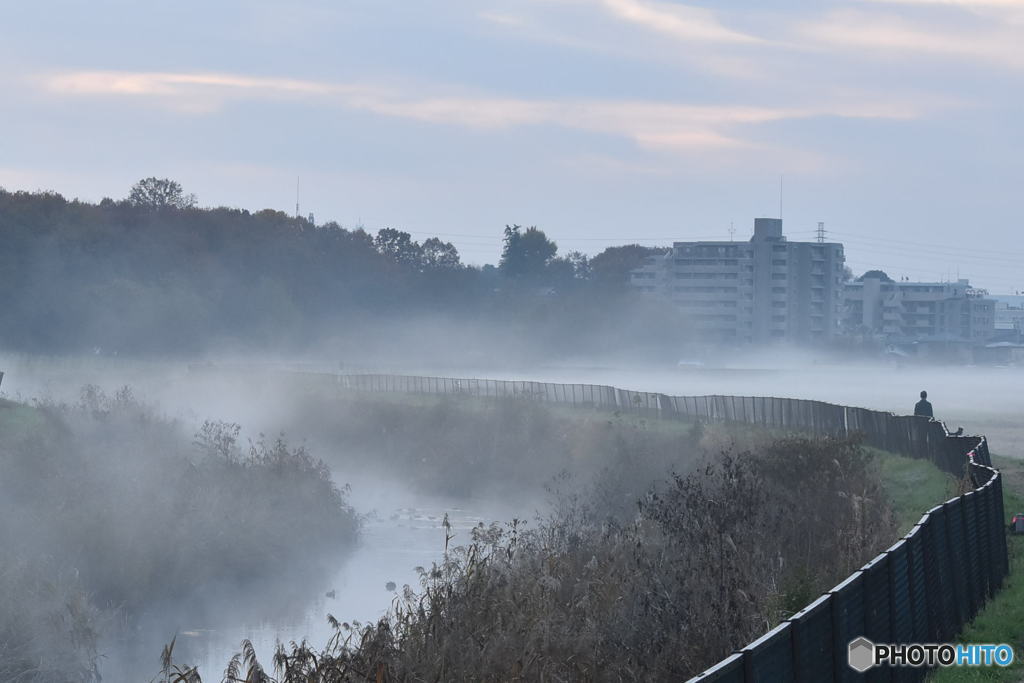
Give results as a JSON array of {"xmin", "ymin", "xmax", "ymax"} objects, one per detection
[
  {"xmin": 843, "ymin": 274, "xmax": 995, "ymax": 344},
  {"xmin": 629, "ymin": 218, "xmax": 846, "ymax": 343},
  {"xmin": 994, "ymin": 299, "xmax": 1024, "ymax": 336}
]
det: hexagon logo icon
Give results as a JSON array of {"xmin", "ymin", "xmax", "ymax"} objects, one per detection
[{"xmin": 848, "ymin": 637, "xmax": 875, "ymax": 673}]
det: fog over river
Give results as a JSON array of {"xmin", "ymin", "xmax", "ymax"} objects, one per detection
[
  {"xmin": 1, "ymin": 353, "xmax": 1020, "ymax": 680},
  {"xmin": 99, "ymin": 475, "xmax": 523, "ymax": 680}
]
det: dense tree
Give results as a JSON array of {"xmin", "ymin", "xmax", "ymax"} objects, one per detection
[
  {"xmin": 547, "ymin": 251, "xmax": 590, "ymax": 290},
  {"xmin": 421, "ymin": 237, "xmax": 461, "ymax": 269},
  {"xmin": 590, "ymin": 244, "xmax": 665, "ymax": 286},
  {"xmin": 0, "ymin": 185, "xmax": 683, "ymax": 360},
  {"xmin": 565, "ymin": 250, "xmax": 591, "ymax": 280},
  {"xmin": 374, "ymin": 228, "xmax": 422, "ymax": 267},
  {"xmin": 857, "ymin": 269, "xmax": 893, "ymax": 282},
  {"xmin": 499, "ymin": 225, "xmax": 558, "ymax": 280},
  {"xmin": 128, "ymin": 177, "xmax": 197, "ymax": 210}
]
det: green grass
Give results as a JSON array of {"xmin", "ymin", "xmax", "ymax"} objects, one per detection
[
  {"xmin": 873, "ymin": 448, "xmax": 960, "ymax": 536},
  {"xmin": 0, "ymin": 398, "xmax": 51, "ymax": 442},
  {"xmin": 929, "ymin": 455, "xmax": 1024, "ymax": 682},
  {"xmin": 862, "ymin": 449, "xmax": 1024, "ymax": 681}
]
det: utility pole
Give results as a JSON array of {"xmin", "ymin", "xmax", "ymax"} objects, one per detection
[
  {"xmin": 729, "ymin": 221, "xmax": 735, "ymax": 242},
  {"xmin": 816, "ymin": 221, "xmax": 825, "ymax": 243},
  {"xmin": 295, "ymin": 176, "xmax": 300, "ymax": 219}
]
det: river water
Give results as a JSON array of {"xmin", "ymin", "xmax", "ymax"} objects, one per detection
[{"xmin": 100, "ymin": 474, "xmax": 525, "ymax": 681}]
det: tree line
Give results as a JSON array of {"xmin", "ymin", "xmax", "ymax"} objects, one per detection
[{"xmin": 0, "ymin": 179, "xmax": 687, "ymax": 358}]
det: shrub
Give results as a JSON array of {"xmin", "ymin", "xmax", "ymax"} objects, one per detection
[
  {"xmin": 0, "ymin": 387, "xmax": 358, "ymax": 682},
  {"xmin": 179, "ymin": 435, "xmax": 895, "ymax": 682}
]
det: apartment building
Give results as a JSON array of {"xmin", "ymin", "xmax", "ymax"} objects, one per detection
[
  {"xmin": 995, "ymin": 299, "xmax": 1024, "ymax": 335},
  {"xmin": 630, "ymin": 218, "xmax": 846, "ymax": 343},
  {"xmin": 843, "ymin": 274, "xmax": 995, "ymax": 343}
]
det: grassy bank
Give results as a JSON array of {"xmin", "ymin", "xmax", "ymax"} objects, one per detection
[
  {"xmin": 930, "ymin": 454, "xmax": 1024, "ymax": 682},
  {"xmin": 837, "ymin": 447, "xmax": 1020, "ymax": 682},
  {"xmin": 873, "ymin": 448, "xmax": 960, "ymax": 535}
]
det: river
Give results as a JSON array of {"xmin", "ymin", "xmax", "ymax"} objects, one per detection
[{"xmin": 99, "ymin": 473, "xmax": 525, "ymax": 681}]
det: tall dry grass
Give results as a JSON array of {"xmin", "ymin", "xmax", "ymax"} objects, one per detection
[{"xmin": 169, "ymin": 434, "xmax": 894, "ymax": 682}]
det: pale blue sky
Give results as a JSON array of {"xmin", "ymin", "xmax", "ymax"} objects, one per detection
[{"xmin": 2, "ymin": 0, "xmax": 1022, "ymax": 290}]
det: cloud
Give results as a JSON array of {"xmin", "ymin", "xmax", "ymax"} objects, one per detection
[
  {"xmin": 43, "ymin": 71, "xmax": 338, "ymax": 113},
  {"xmin": 490, "ymin": 0, "xmax": 1024, "ymax": 81},
  {"xmin": 593, "ymin": 0, "xmax": 763, "ymax": 44},
  {"xmin": 799, "ymin": 9, "xmax": 1024, "ymax": 68},
  {"xmin": 47, "ymin": 71, "xmax": 331, "ymax": 96},
  {"xmin": 478, "ymin": 11, "xmax": 527, "ymax": 27},
  {"xmin": 37, "ymin": 70, "xmax": 931, "ymax": 153},
  {"xmin": 861, "ymin": 0, "xmax": 1024, "ymax": 6}
]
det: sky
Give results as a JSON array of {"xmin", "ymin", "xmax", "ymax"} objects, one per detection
[{"xmin": 1, "ymin": 0, "xmax": 1023, "ymax": 291}]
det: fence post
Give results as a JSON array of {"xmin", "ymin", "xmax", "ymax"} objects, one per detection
[
  {"xmin": 829, "ymin": 572, "xmax": 865, "ymax": 683},
  {"xmin": 904, "ymin": 522, "xmax": 930, "ymax": 645},
  {"xmin": 942, "ymin": 498, "xmax": 971, "ymax": 631},
  {"xmin": 993, "ymin": 474, "xmax": 1009, "ymax": 584},
  {"xmin": 962, "ymin": 491, "xmax": 984, "ymax": 615},
  {"xmin": 787, "ymin": 594, "xmax": 834, "ymax": 683}
]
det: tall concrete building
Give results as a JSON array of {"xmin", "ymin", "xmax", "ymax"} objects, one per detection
[
  {"xmin": 630, "ymin": 218, "xmax": 846, "ymax": 343},
  {"xmin": 844, "ymin": 274, "xmax": 995, "ymax": 344}
]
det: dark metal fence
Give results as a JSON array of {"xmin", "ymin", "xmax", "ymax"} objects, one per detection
[{"xmin": 319, "ymin": 372, "xmax": 1008, "ymax": 682}]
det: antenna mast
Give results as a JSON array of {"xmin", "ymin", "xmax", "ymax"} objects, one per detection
[
  {"xmin": 779, "ymin": 174, "xmax": 783, "ymax": 220},
  {"xmin": 728, "ymin": 221, "xmax": 735, "ymax": 242},
  {"xmin": 295, "ymin": 176, "xmax": 300, "ymax": 219}
]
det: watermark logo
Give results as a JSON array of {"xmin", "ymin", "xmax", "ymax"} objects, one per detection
[
  {"xmin": 848, "ymin": 638, "xmax": 1014, "ymax": 671},
  {"xmin": 848, "ymin": 637, "xmax": 874, "ymax": 673}
]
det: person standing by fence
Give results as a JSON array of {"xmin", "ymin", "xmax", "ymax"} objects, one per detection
[{"xmin": 914, "ymin": 390, "xmax": 933, "ymax": 418}]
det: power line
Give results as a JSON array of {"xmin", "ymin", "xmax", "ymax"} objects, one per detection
[
  {"xmin": 828, "ymin": 229, "xmax": 1024, "ymax": 261},
  {"xmin": 837, "ymin": 238, "xmax": 1024, "ymax": 270},
  {"xmin": 830, "ymin": 230, "xmax": 1024, "ymax": 261}
]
